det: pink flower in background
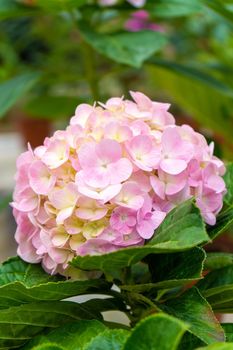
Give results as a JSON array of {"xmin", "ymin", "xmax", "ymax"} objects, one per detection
[
  {"xmin": 12, "ymin": 91, "xmax": 226, "ymax": 275},
  {"xmin": 99, "ymin": 0, "xmax": 146, "ymax": 7},
  {"xmin": 125, "ymin": 10, "xmax": 164, "ymax": 32}
]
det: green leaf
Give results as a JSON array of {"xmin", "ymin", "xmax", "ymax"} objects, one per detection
[
  {"xmin": 207, "ymin": 208, "xmax": 233, "ymax": 240},
  {"xmin": 121, "ymin": 247, "xmax": 206, "ymax": 292},
  {"xmin": 23, "ymin": 96, "xmax": 81, "ymax": 120},
  {"xmin": 21, "ymin": 320, "xmax": 129, "ymax": 350},
  {"xmin": 0, "ymin": 0, "xmax": 35, "ymax": 19},
  {"xmin": 148, "ymin": 200, "xmax": 209, "ymax": 247},
  {"xmin": 0, "ymin": 193, "xmax": 11, "ymax": 212},
  {"xmin": 21, "ymin": 320, "xmax": 107, "ymax": 350},
  {"xmin": 222, "ymin": 324, "xmax": 233, "ymax": 342},
  {"xmin": 0, "ymin": 301, "xmax": 102, "ymax": 349},
  {"xmin": 196, "ymin": 344, "xmax": 233, "ymax": 350},
  {"xmin": 79, "ymin": 25, "xmax": 167, "ymax": 68},
  {"xmin": 71, "ymin": 200, "xmax": 209, "ymax": 274},
  {"xmin": 34, "ymin": 0, "xmax": 86, "ymax": 12},
  {"xmin": 203, "ymin": 0, "xmax": 233, "ymax": 24},
  {"xmin": 0, "ymin": 73, "xmax": 40, "ymax": 119},
  {"xmin": 146, "ymin": 63, "xmax": 233, "ymax": 149},
  {"xmin": 123, "ymin": 313, "xmax": 188, "ymax": 350},
  {"xmin": 224, "ymin": 163, "xmax": 233, "ymax": 206},
  {"xmin": 198, "ymin": 266, "xmax": 233, "ymax": 312},
  {"xmin": 204, "ymin": 253, "xmax": 233, "ymax": 271},
  {"xmin": 0, "ymin": 257, "xmax": 110, "ymax": 308},
  {"xmin": 147, "ymin": 0, "xmax": 203, "ymax": 17},
  {"xmin": 162, "ymin": 287, "xmax": 225, "ymax": 344},
  {"xmin": 85, "ymin": 329, "xmax": 129, "ymax": 350}
]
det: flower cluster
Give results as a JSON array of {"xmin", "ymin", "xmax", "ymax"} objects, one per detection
[{"xmin": 12, "ymin": 92, "xmax": 226, "ymax": 275}]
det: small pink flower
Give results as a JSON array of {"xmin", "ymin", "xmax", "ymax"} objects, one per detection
[
  {"xmin": 159, "ymin": 127, "xmax": 193, "ymax": 175},
  {"xmin": 78, "ymin": 139, "xmax": 132, "ymax": 188},
  {"xmin": 136, "ymin": 196, "xmax": 166, "ymax": 239},
  {"xmin": 126, "ymin": 135, "xmax": 160, "ymax": 171},
  {"xmin": 29, "ymin": 160, "xmax": 56, "ymax": 195},
  {"xmin": 110, "ymin": 207, "xmax": 136, "ymax": 234},
  {"xmin": 111, "ymin": 181, "xmax": 144, "ymax": 210},
  {"xmin": 125, "ymin": 10, "xmax": 164, "ymax": 32}
]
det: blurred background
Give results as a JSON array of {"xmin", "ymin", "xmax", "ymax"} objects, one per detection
[{"xmin": 1, "ymin": 0, "xmax": 233, "ymax": 263}]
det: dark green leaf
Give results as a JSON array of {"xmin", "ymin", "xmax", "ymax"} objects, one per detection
[
  {"xmin": 207, "ymin": 208, "xmax": 233, "ymax": 240},
  {"xmin": 123, "ymin": 313, "xmax": 188, "ymax": 350},
  {"xmin": 162, "ymin": 287, "xmax": 225, "ymax": 344},
  {"xmin": 0, "ymin": 193, "xmax": 11, "ymax": 212},
  {"xmin": 35, "ymin": 0, "xmax": 86, "ymax": 11},
  {"xmin": 122, "ymin": 247, "xmax": 206, "ymax": 292},
  {"xmin": 0, "ymin": 301, "xmax": 101, "ymax": 349},
  {"xmin": 224, "ymin": 163, "xmax": 233, "ymax": 206},
  {"xmin": 0, "ymin": 257, "xmax": 110, "ymax": 308},
  {"xmin": 71, "ymin": 200, "xmax": 209, "ymax": 274},
  {"xmin": 198, "ymin": 266, "xmax": 233, "ymax": 312},
  {"xmin": 23, "ymin": 96, "xmax": 81, "ymax": 121},
  {"xmin": 0, "ymin": 0, "xmax": 35, "ymax": 19},
  {"xmin": 222, "ymin": 324, "xmax": 233, "ymax": 342},
  {"xmin": 0, "ymin": 73, "xmax": 40, "ymax": 119},
  {"xmin": 79, "ymin": 25, "xmax": 167, "ymax": 68}
]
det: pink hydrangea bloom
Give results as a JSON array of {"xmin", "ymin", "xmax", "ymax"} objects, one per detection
[{"xmin": 12, "ymin": 91, "xmax": 226, "ymax": 275}]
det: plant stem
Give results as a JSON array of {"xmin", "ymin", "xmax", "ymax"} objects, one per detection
[{"xmin": 69, "ymin": 11, "xmax": 100, "ymax": 101}]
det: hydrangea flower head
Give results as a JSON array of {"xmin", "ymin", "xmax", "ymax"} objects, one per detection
[{"xmin": 12, "ymin": 92, "xmax": 226, "ymax": 275}]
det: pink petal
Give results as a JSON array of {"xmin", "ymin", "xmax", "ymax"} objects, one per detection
[
  {"xmin": 96, "ymin": 139, "xmax": 122, "ymax": 163},
  {"xmin": 109, "ymin": 158, "xmax": 133, "ymax": 184},
  {"xmin": 160, "ymin": 158, "xmax": 187, "ymax": 175},
  {"xmin": 29, "ymin": 160, "xmax": 56, "ymax": 195},
  {"xmin": 150, "ymin": 175, "xmax": 165, "ymax": 199}
]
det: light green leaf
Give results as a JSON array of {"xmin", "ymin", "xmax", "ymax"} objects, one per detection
[
  {"xmin": 121, "ymin": 247, "xmax": 206, "ymax": 292},
  {"xmin": 146, "ymin": 64, "xmax": 233, "ymax": 149},
  {"xmin": 148, "ymin": 199, "xmax": 209, "ymax": 247},
  {"xmin": 198, "ymin": 266, "xmax": 233, "ymax": 312},
  {"xmin": 203, "ymin": 0, "xmax": 233, "ymax": 24},
  {"xmin": 162, "ymin": 287, "xmax": 225, "ymax": 344},
  {"xmin": 207, "ymin": 208, "xmax": 233, "ymax": 240},
  {"xmin": 79, "ymin": 26, "xmax": 167, "ymax": 68},
  {"xmin": 204, "ymin": 253, "xmax": 233, "ymax": 271},
  {"xmin": 0, "ymin": 257, "xmax": 109, "ymax": 308},
  {"xmin": 0, "ymin": 73, "xmax": 40, "ymax": 119},
  {"xmin": 21, "ymin": 320, "xmax": 129, "ymax": 350},
  {"xmin": 197, "ymin": 344, "xmax": 233, "ymax": 350},
  {"xmin": 123, "ymin": 313, "xmax": 188, "ymax": 350},
  {"xmin": 86, "ymin": 329, "xmax": 129, "ymax": 350},
  {"xmin": 71, "ymin": 200, "xmax": 209, "ymax": 274},
  {"xmin": 147, "ymin": 0, "xmax": 203, "ymax": 17},
  {"xmin": 0, "ymin": 301, "xmax": 102, "ymax": 349},
  {"xmin": 224, "ymin": 163, "xmax": 233, "ymax": 206},
  {"xmin": 21, "ymin": 320, "xmax": 107, "ymax": 350}
]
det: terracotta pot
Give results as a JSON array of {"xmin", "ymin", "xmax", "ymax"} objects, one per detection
[{"xmin": 17, "ymin": 115, "xmax": 52, "ymax": 148}]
